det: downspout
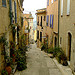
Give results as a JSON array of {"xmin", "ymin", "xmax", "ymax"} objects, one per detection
[{"xmin": 58, "ymin": 0, "xmax": 60, "ymax": 47}]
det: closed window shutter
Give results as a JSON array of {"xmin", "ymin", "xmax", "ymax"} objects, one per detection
[
  {"xmin": 46, "ymin": 15, "xmax": 49, "ymax": 26},
  {"xmin": 2, "ymin": 0, "xmax": 6, "ymax": 7},
  {"xmin": 52, "ymin": 15, "xmax": 54, "ymax": 29},
  {"xmin": 9, "ymin": 0, "xmax": 13, "ymax": 24},
  {"xmin": 14, "ymin": 1, "xmax": 17, "ymax": 23},
  {"xmin": 67, "ymin": 0, "xmax": 70, "ymax": 15},
  {"xmin": 47, "ymin": 0, "xmax": 49, "ymax": 6},
  {"xmin": 40, "ymin": 32, "xmax": 42, "ymax": 42},
  {"xmin": 61, "ymin": 0, "xmax": 63, "ymax": 16},
  {"xmin": 50, "ymin": 15, "xmax": 51, "ymax": 27}
]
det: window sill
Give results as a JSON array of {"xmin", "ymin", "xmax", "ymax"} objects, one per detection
[
  {"xmin": 66, "ymin": 14, "xmax": 70, "ymax": 16},
  {"xmin": 61, "ymin": 15, "xmax": 63, "ymax": 17},
  {"xmin": 2, "ymin": 6, "xmax": 7, "ymax": 8}
]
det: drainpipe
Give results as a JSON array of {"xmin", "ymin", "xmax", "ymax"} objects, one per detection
[{"xmin": 58, "ymin": 0, "xmax": 60, "ymax": 47}]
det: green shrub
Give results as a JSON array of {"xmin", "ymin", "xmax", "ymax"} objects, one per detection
[
  {"xmin": 47, "ymin": 48, "xmax": 53, "ymax": 54},
  {"xmin": 1, "ymin": 70, "xmax": 8, "ymax": 75},
  {"xmin": 15, "ymin": 48, "xmax": 27, "ymax": 71}
]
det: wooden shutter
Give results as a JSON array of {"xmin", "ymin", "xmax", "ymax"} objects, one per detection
[
  {"xmin": 14, "ymin": 1, "xmax": 17, "ymax": 23},
  {"xmin": 50, "ymin": 15, "xmax": 51, "ymax": 27},
  {"xmin": 40, "ymin": 32, "xmax": 42, "ymax": 42},
  {"xmin": 2, "ymin": 0, "xmax": 6, "ymax": 7},
  {"xmin": 47, "ymin": 0, "xmax": 49, "ymax": 6},
  {"xmin": 9, "ymin": 0, "xmax": 13, "ymax": 24},
  {"xmin": 67, "ymin": 0, "xmax": 70, "ymax": 15},
  {"xmin": 61, "ymin": 0, "xmax": 63, "ymax": 16},
  {"xmin": 52, "ymin": 15, "xmax": 54, "ymax": 28}
]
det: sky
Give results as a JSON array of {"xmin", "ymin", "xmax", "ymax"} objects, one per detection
[{"xmin": 23, "ymin": 0, "xmax": 47, "ymax": 21}]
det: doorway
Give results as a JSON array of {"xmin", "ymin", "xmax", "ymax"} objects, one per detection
[
  {"xmin": 55, "ymin": 37, "xmax": 57, "ymax": 47},
  {"xmin": 68, "ymin": 33, "xmax": 72, "ymax": 61}
]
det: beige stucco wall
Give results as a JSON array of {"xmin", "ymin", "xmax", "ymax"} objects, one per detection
[
  {"xmin": 0, "ymin": 0, "xmax": 10, "ymax": 74},
  {"xmin": 36, "ymin": 11, "xmax": 46, "ymax": 48},
  {"xmin": 59, "ymin": 0, "xmax": 75, "ymax": 72},
  {"xmin": 46, "ymin": 0, "xmax": 58, "ymax": 48}
]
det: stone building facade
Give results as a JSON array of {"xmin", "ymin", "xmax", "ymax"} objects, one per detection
[
  {"xmin": 46, "ymin": 0, "xmax": 58, "ymax": 48},
  {"xmin": 24, "ymin": 13, "xmax": 34, "ymax": 43},
  {"xmin": 36, "ymin": 8, "xmax": 46, "ymax": 48},
  {"xmin": 0, "ymin": 0, "xmax": 10, "ymax": 74},
  {"xmin": 0, "ymin": 0, "xmax": 24, "ymax": 74},
  {"xmin": 59, "ymin": 0, "xmax": 75, "ymax": 73}
]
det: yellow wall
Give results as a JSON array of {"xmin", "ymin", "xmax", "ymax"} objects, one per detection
[
  {"xmin": 36, "ymin": 9, "xmax": 46, "ymax": 48},
  {"xmin": 46, "ymin": 0, "xmax": 58, "ymax": 48},
  {"xmin": 0, "ymin": 0, "xmax": 10, "ymax": 74},
  {"xmin": 34, "ymin": 30, "xmax": 37, "ymax": 41},
  {"xmin": 59, "ymin": 0, "xmax": 75, "ymax": 72}
]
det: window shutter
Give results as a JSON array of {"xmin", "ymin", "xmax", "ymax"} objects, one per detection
[
  {"xmin": 52, "ymin": 15, "xmax": 54, "ymax": 28},
  {"xmin": 14, "ymin": 1, "xmax": 17, "ymax": 23},
  {"xmin": 40, "ymin": 32, "xmax": 42, "ymax": 42},
  {"xmin": 50, "ymin": 15, "xmax": 51, "ymax": 27},
  {"xmin": 9, "ymin": 0, "xmax": 13, "ymax": 24},
  {"xmin": 2, "ymin": 0, "xmax": 6, "ymax": 7},
  {"xmin": 46, "ymin": 15, "xmax": 49, "ymax": 26},
  {"xmin": 67, "ymin": 0, "xmax": 70, "ymax": 15},
  {"xmin": 47, "ymin": 0, "xmax": 49, "ymax": 6},
  {"xmin": 61, "ymin": 0, "xmax": 63, "ymax": 16}
]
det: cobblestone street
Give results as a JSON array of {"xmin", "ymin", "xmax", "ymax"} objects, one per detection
[{"xmin": 14, "ymin": 44, "xmax": 62, "ymax": 75}]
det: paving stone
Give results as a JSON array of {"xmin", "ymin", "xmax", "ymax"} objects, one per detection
[{"xmin": 14, "ymin": 44, "xmax": 62, "ymax": 75}]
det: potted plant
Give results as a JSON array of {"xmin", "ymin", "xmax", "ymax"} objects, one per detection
[{"xmin": 5, "ymin": 57, "xmax": 12, "ymax": 75}]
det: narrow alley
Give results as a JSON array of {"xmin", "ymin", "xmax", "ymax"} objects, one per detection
[{"xmin": 14, "ymin": 44, "xmax": 62, "ymax": 75}]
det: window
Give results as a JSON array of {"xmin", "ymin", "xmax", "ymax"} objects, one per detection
[
  {"xmin": 47, "ymin": 0, "xmax": 49, "ymax": 6},
  {"xmin": 2, "ymin": 0, "xmax": 6, "ymax": 7},
  {"xmin": 50, "ymin": 15, "xmax": 54, "ymax": 28},
  {"xmin": 60, "ymin": 37, "xmax": 62, "ymax": 44},
  {"xmin": 37, "ymin": 31, "xmax": 39, "ymax": 39},
  {"xmin": 67, "ymin": 0, "xmax": 70, "ymax": 15},
  {"xmin": 51, "ymin": 0, "xmax": 53, "ymax": 4},
  {"xmin": 46, "ymin": 15, "xmax": 49, "ymax": 26},
  {"xmin": 14, "ymin": 1, "xmax": 17, "ymax": 23},
  {"xmin": 44, "ymin": 16, "xmax": 46, "ymax": 21},
  {"xmin": 61, "ymin": 0, "xmax": 63, "ymax": 16},
  {"xmin": 37, "ymin": 17, "xmax": 39, "ymax": 25},
  {"xmin": 40, "ymin": 32, "xmax": 42, "ymax": 42},
  {"xmin": 40, "ymin": 16, "xmax": 42, "ymax": 26}
]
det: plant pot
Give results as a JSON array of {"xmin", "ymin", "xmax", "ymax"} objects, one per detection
[
  {"xmin": 5, "ymin": 66, "xmax": 12, "ymax": 75},
  {"xmin": 12, "ymin": 58, "xmax": 15, "ymax": 62}
]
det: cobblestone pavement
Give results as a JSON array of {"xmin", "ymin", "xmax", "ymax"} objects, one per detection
[{"xmin": 14, "ymin": 44, "xmax": 62, "ymax": 75}]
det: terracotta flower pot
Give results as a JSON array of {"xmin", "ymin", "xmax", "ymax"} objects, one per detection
[
  {"xmin": 5, "ymin": 66, "xmax": 12, "ymax": 75},
  {"xmin": 13, "ymin": 58, "xmax": 15, "ymax": 62}
]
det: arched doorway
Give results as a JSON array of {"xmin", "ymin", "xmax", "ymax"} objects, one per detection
[{"xmin": 68, "ymin": 32, "xmax": 72, "ymax": 61}]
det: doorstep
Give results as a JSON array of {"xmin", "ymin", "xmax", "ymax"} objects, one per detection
[{"xmin": 52, "ymin": 58, "xmax": 73, "ymax": 75}]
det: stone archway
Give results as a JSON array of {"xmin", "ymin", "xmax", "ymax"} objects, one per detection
[{"xmin": 68, "ymin": 32, "xmax": 72, "ymax": 61}]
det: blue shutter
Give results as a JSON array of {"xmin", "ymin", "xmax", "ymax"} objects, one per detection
[
  {"xmin": 9, "ymin": 0, "xmax": 12, "ymax": 11},
  {"xmin": 14, "ymin": 1, "xmax": 17, "ymax": 23},
  {"xmin": 46, "ymin": 16, "xmax": 48, "ymax": 26},
  {"xmin": 9, "ymin": 0, "xmax": 13, "ymax": 24},
  {"xmin": 52, "ymin": 15, "xmax": 54, "ymax": 28},
  {"xmin": 2, "ymin": 0, "xmax": 6, "ymax": 7},
  {"xmin": 50, "ymin": 15, "xmax": 51, "ymax": 27},
  {"xmin": 47, "ymin": 0, "xmax": 49, "ymax": 6},
  {"xmin": 47, "ymin": 15, "xmax": 49, "ymax": 26}
]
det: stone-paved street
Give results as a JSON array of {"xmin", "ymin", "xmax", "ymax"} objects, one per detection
[{"xmin": 14, "ymin": 44, "xmax": 62, "ymax": 75}]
